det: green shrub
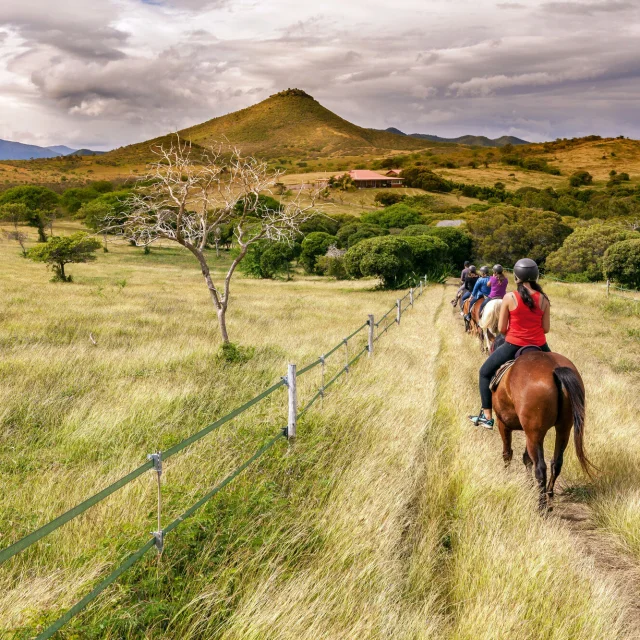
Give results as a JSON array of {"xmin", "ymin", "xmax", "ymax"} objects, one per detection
[
  {"xmin": 374, "ymin": 191, "xmax": 406, "ymax": 207},
  {"xmin": 361, "ymin": 203, "xmax": 423, "ymax": 229},
  {"xmin": 240, "ymin": 241, "xmax": 299, "ymax": 279},
  {"xmin": 300, "ymin": 232, "xmax": 337, "ymax": 273},
  {"xmin": 400, "ymin": 225, "xmax": 433, "ymax": 236},
  {"xmin": 401, "ymin": 166, "xmax": 452, "ymax": 192},
  {"xmin": 26, "ymin": 232, "xmax": 102, "ymax": 282},
  {"xmin": 344, "ymin": 235, "xmax": 449, "ymax": 288},
  {"xmin": 344, "ymin": 236, "xmax": 414, "ymax": 288},
  {"xmin": 546, "ymin": 224, "xmax": 639, "ymax": 281},
  {"xmin": 569, "ymin": 171, "xmax": 593, "ymax": 187},
  {"xmin": 299, "ymin": 214, "xmax": 340, "ymax": 236},
  {"xmin": 418, "ymin": 226, "xmax": 472, "ymax": 269},
  {"xmin": 316, "ymin": 253, "xmax": 348, "ymax": 279},
  {"xmin": 403, "ymin": 235, "xmax": 449, "ymax": 274},
  {"xmin": 602, "ymin": 238, "xmax": 640, "ymax": 289},
  {"xmin": 466, "ymin": 206, "xmax": 572, "ymax": 266},
  {"xmin": 337, "ymin": 223, "xmax": 387, "ymax": 248}
]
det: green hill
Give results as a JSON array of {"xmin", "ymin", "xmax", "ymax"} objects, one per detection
[
  {"xmin": 387, "ymin": 129, "xmax": 529, "ymax": 147},
  {"xmin": 105, "ymin": 89, "xmax": 430, "ymax": 162}
]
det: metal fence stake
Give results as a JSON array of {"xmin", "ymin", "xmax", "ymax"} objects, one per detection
[
  {"xmin": 320, "ymin": 355, "xmax": 325, "ymax": 407},
  {"xmin": 146, "ymin": 452, "xmax": 163, "ymax": 556},
  {"xmin": 287, "ymin": 363, "xmax": 297, "ymax": 440},
  {"xmin": 410, "ymin": 288, "xmax": 414, "ymax": 307},
  {"xmin": 420, "ymin": 279, "xmax": 423, "ymax": 296},
  {"xmin": 607, "ymin": 279, "xmax": 610, "ymax": 296},
  {"xmin": 396, "ymin": 299, "xmax": 401, "ymax": 324},
  {"xmin": 343, "ymin": 338, "xmax": 349, "ymax": 374},
  {"xmin": 368, "ymin": 315, "xmax": 374, "ymax": 357}
]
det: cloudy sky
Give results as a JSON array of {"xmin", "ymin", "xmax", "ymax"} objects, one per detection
[{"xmin": 0, "ymin": 0, "xmax": 638, "ymax": 150}]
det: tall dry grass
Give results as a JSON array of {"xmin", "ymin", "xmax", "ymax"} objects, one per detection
[{"xmin": 0, "ymin": 229, "xmax": 638, "ymax": 638}]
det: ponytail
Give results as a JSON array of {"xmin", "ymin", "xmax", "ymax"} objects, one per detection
[{"xmin": 517, "ymin": 280, "xmax": 550, "ymax": 311}]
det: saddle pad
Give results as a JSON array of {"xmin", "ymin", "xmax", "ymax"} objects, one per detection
[{"xmin": 490, "ymin": 360, "xmax": 515, "ymax": 392}]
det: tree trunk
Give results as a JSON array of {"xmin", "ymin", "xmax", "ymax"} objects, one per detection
[
  {"xmin": 58, "ymin": 262, "xmax": 66, "ymax": 281},
  {"xmin": 217, "ymin": 306, "xmax": 230, "ymax": 344},
  {"xmin": 37, "ymin": 224, "xmax": 47, "ymax": 243}
]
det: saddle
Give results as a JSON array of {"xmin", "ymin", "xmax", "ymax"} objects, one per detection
[{"xmin": 490, "ymin": 345, "xmax": 541, "ymax": 392}]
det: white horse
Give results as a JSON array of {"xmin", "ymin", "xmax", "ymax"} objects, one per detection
[{"xmin": 478, "ymin": 298, "xmax": 502, "ymax": 352}]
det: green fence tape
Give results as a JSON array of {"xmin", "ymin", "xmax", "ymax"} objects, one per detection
[
  {"xmin": 163, "ymin": 379, "xmax": 285, "ymax": 459},
  {"xmin": 297, "ymin": 358, "xmax": 322, "ymax": 376},
  {"xmin": 163, "ymin": 431, "xmax": 285, "ymax": 535},
  {"xmin": 0, "ymin": 460, "xmax": 153, "ymax": 566},
  {"xmin": 35, "ymin": 538, "xmax": 156, "ymax": 640}
]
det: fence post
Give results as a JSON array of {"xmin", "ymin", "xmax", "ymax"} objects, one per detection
[
  {"xmin": 396, "ymin": 299, "xmax": 401, "ymax": 324},
  {"xmin": 368, "ymin": 314, "xmax": 374, "ymax": 357},
  {"xmin": 287, "ymin": 363, "xmax": 296, "ymax": 440},
  {"xmin": 607, "ymin": 279, "xmax": 610, "ymax": 297},
  {"xmin": 410, "ymin": 288, "xmax": 414, "ymax": 307},
  {"xmin": 420, "ymin": 279, "xmax": 423, "ymax": 296}
]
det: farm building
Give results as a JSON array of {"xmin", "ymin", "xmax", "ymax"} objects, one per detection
[
  {"xmin": 385, "ymin": 169, "xmax": 402, "ymax": 177},
  {"xmin": 347, "ymin": 170, "xmax": 404, "ymax": 188}
]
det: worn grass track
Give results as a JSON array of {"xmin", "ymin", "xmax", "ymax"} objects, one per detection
[{"xmin": 1, "ymin": 235, "xmax": 638, "ymax": 638}]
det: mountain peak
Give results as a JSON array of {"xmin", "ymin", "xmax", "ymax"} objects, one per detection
[{"xmin": 270, "ymin": 88, "xmax": 314, "ymax": 99}]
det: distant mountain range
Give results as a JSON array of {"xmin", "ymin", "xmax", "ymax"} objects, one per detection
[
  {"xmin": 385, "ymin": 128, "xmax": 529, "ymax": 147},
  {"xmin": 0, "ymin": 139, "xmax": 105, "ymax": 160}
]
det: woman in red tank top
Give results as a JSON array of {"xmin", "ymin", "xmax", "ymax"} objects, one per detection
[{"xmin": 469, "ymin": 258, "xmax": 551, "ymax": 429}]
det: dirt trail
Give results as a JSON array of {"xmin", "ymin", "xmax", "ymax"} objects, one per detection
[
  {"xmin": 553, "ymin": 494, "xmax": 640, "ymax": 638},
  {"xmin": 445, "ymin": 283, "xmax": 640, "ymax": 637}
]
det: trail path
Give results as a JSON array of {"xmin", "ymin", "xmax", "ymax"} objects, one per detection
[
  {"xmin": 553, "ymin": 495, "xmax": 640, "ymax": 638},
  {"xmin": 446, "ymin": 284, "xmax": 640, "ymax": 638}
]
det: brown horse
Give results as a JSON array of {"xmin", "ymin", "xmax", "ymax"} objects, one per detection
[
  {"xmin": 462, "ymin": 297, "xmax": 485, "ymax": 351},
  {"xmin": 492, "ymin": 348, "xmax": 594, "ymax": 509}
]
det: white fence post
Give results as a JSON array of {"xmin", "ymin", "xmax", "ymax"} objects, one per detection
[
  {"xmin": 410, "ymin": 287, "xmax": 414, "ymax": 307},
  {"xmin": 368, "ymin": 314, "xmax": 374, "ymax": 357},
  {"xmin": 396, "ymin": 299, "xmax": 401, "ymax": 324},
  {"xmin": 420, "ymin": 279, "xmax": 423, "ymax": 296},
  {"xmin": 287, "ymin": 363, "xmax": 297, "ymax": 440},
  {"xmin": 607, "ymin": 279, "xmax": 610, "ymax": 297}
]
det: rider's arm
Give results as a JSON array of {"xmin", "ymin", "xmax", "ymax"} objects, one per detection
[
  {"xmin": 498, "ymin": 293, "xmax": 513, "ymax": 335},
  {"xmin": 542, "ymin": 298, "xmax": 551, "ymax": 334}
]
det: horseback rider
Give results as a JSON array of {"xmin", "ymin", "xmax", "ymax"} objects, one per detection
[
  {"xmin": 460, "ymin": 265, "xmax": 479, "ymax": 306},
  {"xmin": 469, "ymin": 258, "xmax": 551, "ymax": 429},
  {"xmin": 464, "ymin": 265, "xmax": 490, "ymax": 321},
  {"xmin": 478, "ymin": 264, "xmax": 508, "ymax": 315},
  {"xmin": 451, "ymin": 261, "xmax": 472, "ymax": 307}
]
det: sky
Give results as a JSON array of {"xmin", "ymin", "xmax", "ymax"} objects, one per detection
[{"xmin": 0, "ymin": 0, "xmax": 639, "ymax": 150}]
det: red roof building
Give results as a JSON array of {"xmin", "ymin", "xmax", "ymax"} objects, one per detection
[
  {"xmin": 347, "ymin": 170, "xmax": 404, "ymax": 188},
  {"xmin": 385, "ymin": 169, "xmax": 402, "ymax": 177}
]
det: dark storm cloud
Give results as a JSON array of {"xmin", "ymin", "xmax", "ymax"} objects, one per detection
[{"xmin": 1, "ymin": 0, "xmax": 639, "ymax": 149}]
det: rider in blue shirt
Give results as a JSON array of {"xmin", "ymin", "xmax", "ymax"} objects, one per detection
[{"xmin": 464, "ymin": 266, "xmax": 490, "ymax": 321}]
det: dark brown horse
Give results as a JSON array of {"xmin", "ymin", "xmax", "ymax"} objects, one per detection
[
  {"xmin": 492, "ymin": 349, "xmax": 594, "ymax": 509},
  {"xmin": 462, "ymin": 297, "xmax": 485, "ymax": 351}
]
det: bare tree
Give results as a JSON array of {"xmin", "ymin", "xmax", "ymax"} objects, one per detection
[{"xmin": 106, "ymin": 136, "xmax": 317, "ymax": 344}]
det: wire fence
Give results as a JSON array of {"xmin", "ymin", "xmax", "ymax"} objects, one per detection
[{"xmin": 3, "ymin": 276, "xmax": 431, "ymax": 640}]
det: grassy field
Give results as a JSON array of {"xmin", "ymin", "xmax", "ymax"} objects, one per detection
[{"xmin": 1, "ymin": 226, "xmax": 639, "ymax": 638}]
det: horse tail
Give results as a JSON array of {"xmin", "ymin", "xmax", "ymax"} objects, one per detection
[{"xmin": 553, "ymin": 366, "xmax": 596, "ymax": 478}]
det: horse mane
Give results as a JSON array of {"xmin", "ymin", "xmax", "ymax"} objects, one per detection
[{"xmin": 479, "ymin": 298, "xmax": 502, "ymax": 334}]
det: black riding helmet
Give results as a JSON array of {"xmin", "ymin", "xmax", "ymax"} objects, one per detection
[
  {"xmin": 513, "ymin": 258, "xmax": 539, "ymax": 282},
  {"xmin": 493, "ymin": 264, "xmax": 503, "ymax": 274},
  {"xmin": 480, "ymin": 266, "xmax": 489, "ymax": 275},
  {"xmin": 464, "ymin": 260, "xmax": 471, "ymax": 267},
  {"xmin": 469, "ymin": 265, "xmax": 477, "ymax": 273}
]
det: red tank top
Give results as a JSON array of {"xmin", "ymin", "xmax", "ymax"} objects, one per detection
[{"xmin": 506, "ymin": 291, "xmax": 546, "ymax": 347}]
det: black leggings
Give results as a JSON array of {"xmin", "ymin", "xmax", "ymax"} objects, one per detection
[{"xmin": 479, "ymin": 341, "xmax": 551, "ymax": 409}]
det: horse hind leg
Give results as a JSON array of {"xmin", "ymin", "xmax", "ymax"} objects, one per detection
[
  {"xmin": 497, "ymin": 419, "xmax": 513, "ymax": 467},
  {"xmin": 525, "ymin": 435, "xmax": 548, "ymax": 511},
  {"xmin": 547, "ymin": 425, "xmax": 571, "ymax": 504}
]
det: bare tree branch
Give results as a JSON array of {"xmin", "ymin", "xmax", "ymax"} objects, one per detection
[{"xmin": 103, "ymin": 135, "xmax": 319, "ymax": 343}]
